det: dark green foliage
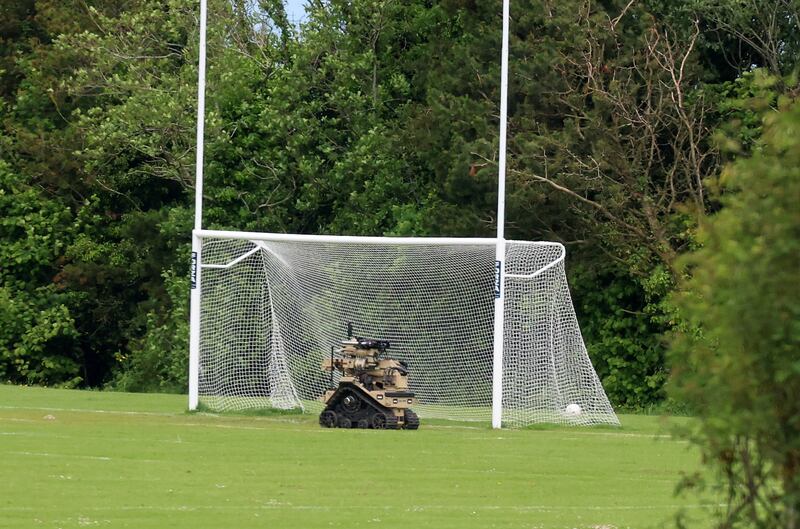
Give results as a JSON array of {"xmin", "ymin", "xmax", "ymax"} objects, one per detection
[
  {"xmin": 571, "ymin": 263, "xmax": 667, "ymax": 409},
  {"xmin": 670, "ymin": 101, "xmax": 800, "ymax": 528},
  {"xmin": 112, "ymin": 270, "xmax": 189, "ymax": 393},
  {"xmin": 0, "ymin": 161, "xmax": 81, "ymax": 385}
]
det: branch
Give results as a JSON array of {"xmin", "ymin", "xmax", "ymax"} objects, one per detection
[
  {"xmin": 509, "ymin": 168, "xmax": 649, "ymax": 241},
  {"xmin": 610, "ymin": 0, "xmax": 637, "ymax": 31}
]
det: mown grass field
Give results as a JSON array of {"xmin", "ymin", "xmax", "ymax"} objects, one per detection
[{"xmin": 0, "ymin": 385, "xmax": 716, "ymax": 529}]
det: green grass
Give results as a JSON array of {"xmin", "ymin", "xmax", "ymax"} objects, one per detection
[{"xmin": 0, "ymin": 384, "xmax": 717, "ymax": 529}]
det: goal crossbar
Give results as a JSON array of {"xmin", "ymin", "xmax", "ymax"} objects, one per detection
[
  {"xmin": 195, "ymin": 229, "xmax": 566, "ymax": 280},
  {"xmin": 196, "ymin": 229, "xmax": 501, "ymax": 246}
]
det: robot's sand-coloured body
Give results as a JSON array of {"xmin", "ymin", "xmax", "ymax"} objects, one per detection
[{"xmin": 319, "ymin": 325, "xmax": 419, "ymax": 430}]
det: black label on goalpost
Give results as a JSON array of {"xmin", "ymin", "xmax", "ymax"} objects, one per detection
[
  {"xmin": 190, "ymin": 252, "xmax": 198, "ymax": 289},
  {"xmin": 494, "ymin": 260, "xmax": 502, "ymax": 298}
]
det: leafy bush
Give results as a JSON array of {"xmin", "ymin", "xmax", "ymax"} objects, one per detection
[
  {"xmin": 0, "ymin": 161, "xmax": 82, "ymax": 386},
  {"xmin": 670, "ymin": 101, "xmax": 800, "ymax": 528},
  {"xmin": 112, "ymin": 270, "xmax": 189, "ymax": 393},
  {"xmin": 570, "ymin": 263, "xmax": 667, "ymax": 409}
]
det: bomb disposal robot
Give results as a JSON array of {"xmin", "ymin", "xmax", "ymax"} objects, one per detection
[{"xmin": 319, "ymin": 324, "xmax": 419, "ymax": 430}]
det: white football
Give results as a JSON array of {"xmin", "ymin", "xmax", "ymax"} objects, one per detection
[{"xmin": 565, "ymin": 403, "xmax": 582, "ymax": 416}]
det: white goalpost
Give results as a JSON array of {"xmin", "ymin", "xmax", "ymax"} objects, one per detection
[
  {"xmin": 187, "ymin": 0, "xmax": 620, "ymax": 428},
  {"xmin": 491, "ymin": 0, "xmax": 511, "ymax": 429},
  {"xmin": 187, "ymin": 0, "xmax": 208, "ymax": 412}
]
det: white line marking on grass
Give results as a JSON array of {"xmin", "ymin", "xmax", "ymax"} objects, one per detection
[
  {"xmin": 0, "ymin": 503, "xmax": 723, "ymax": 513},
  {"xmin": 423, "ymin": 424, "xmax": 482, "ymax": 430},
  {"xmin": 462, "ymin": 432, "xmax": 683, "ymax": 443},
  {"xmin": 179, "ymin": 422, "xmax": 331, "ymax": 435},
  {"xmin": 407, "ymin": 467, "xmax": 678, "ymax": 483},
  {"xmin": 179, "ymin": 422, "xmax": 268, "ymax": 431},
  {"xmin": 0, "ymin": 428, "xmax": 196, "ymax": 445},
  {"xmin": 6, "ymin": 450, "xmax": 164, "ymax": 464},
  {"xmin": 536, "ymin": 430, "xmax": 680, "ymax": 441},
  {"xmin": 554, "ymin": 434, "xmax": 688, "ymax": 444},
  {"xmin": 0, "ymin": 406, "xmax": 334, "ymax": 429},
  {"xmin": 0, "ymin": 431, "xmax": 75, "ymax": 440},
  {"xmin": 8, "ymin": 451, "xmax": 112, "ymax": 461},
  {"xmin": 0, "ymin": 406, "xmax": 328, "ymax": 434},
  {"xmin": 0, "ymin": 405, "xmax": 179, "ymax": 417}
]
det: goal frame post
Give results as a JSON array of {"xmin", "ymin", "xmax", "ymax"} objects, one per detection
[
  {"xmin": 188, "ymin": 0, "xmax": 208, "ymax": 411},
  {"xmin": 492, "ymin": 0, "xmax": 512, "ymax": 429},
  {"xmin": 189, "ymin": 0, "xmax": 515, "ymax": 429}
]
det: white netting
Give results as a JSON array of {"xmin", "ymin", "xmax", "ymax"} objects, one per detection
[{"xmin": 196, "ymin": 233, "xmax": 619, "ymax": 427}]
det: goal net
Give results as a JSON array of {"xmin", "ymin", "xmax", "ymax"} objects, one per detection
[{"xmin": 193, "ymin": 230, "xmax": 619, "ymax": 427}]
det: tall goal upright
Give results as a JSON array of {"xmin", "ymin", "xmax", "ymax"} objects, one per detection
[
  {"xmin": 188, "ymin": 0, "xmax": 208, "ymax": 411},
  {"xmin": 187, "ymin": 0, "xmax": 619, "ymax": 428},
  {"xmin": 490, "ymin": 0, "xmax": 512, "ymax": 429}
]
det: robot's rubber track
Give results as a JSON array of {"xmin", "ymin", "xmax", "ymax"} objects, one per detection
[
  {"xmin": 404, "ymin": 409, "xmax": 420, "ymax": 430},
  {"xmin": 319, "ymin": 382, "xmax": 416, "ymax": 430}
]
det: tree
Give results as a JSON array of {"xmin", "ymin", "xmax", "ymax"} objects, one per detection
[
  {"xmin": 691, "ymin": 0, "xmax": 800, "ymax": 78},
  {"xmin": 0, "ymin": 160, "xmax": 81, "ymax": 386},
  {"xmin": 669, "ymin": 100, "xmax": 800, "ymax": 528},
  {"xmin": 500, "ymin": 1, "xmax": 715, "ymax": 280}
]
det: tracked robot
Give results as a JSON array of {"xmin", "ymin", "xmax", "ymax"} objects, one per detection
[{"xmin": 319, "ymin": 324, "xmax": 419, "ymax": 430}]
